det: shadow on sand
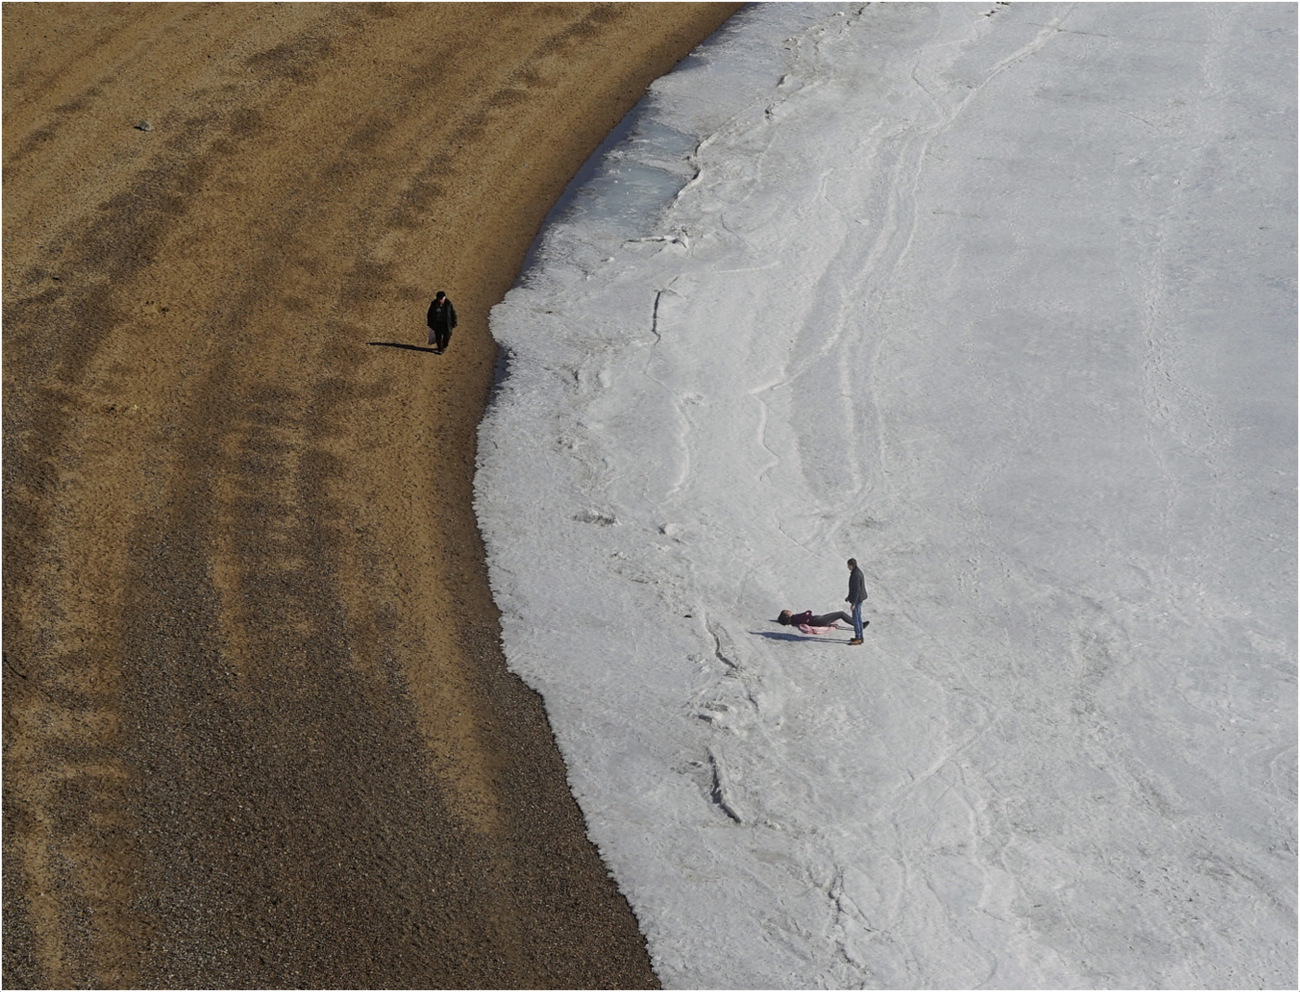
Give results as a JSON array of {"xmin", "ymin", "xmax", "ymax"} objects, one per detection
[{"xmin": 367, "ymin": 341, "xmax": 440, "ymax": 353}]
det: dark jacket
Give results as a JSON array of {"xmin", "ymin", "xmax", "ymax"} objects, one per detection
[
  {"xmin": 847, "ymin": 565, "xmax": 867, "ymax": 605},
  {"xmin": 428, "ymin": 297, "xmax": 457, "ymax": 330}
]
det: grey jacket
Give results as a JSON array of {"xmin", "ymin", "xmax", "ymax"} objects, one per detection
[{"xmin": 847, "ymin": 565, "xmax": 867, "ymax": 605}]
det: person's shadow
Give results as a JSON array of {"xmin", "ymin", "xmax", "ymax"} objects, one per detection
[
  {"xmin": 367, "ymin": 341, "xmax": 440, "ymax": 353},
  {"xmin": 752, "ymin": 630, "xmax": 831, "ymax": 643}
]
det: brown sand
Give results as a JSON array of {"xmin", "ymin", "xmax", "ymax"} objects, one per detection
[{"xmin": 1, "ymin": 3, "xmax": 740, "ymax": 987}]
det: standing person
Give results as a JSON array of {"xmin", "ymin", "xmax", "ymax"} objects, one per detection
[
  {"xmin": 427, "ymin": 291, "xmax": 457, "ymax": 353},
  {"xmin": 845, "ymin": 558, "xmax": 868, "ymax": 644}
]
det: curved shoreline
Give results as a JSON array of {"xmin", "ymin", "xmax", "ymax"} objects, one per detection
[{"xmin": 2, "ymin": 3, "xmax": 740, "ymax": 987}]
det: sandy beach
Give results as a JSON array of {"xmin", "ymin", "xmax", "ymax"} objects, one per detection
[{"xmin": 2, "ymin": 3, "xmax": 739, "ymax": 987}]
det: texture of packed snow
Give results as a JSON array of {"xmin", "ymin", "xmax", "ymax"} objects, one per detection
[{"xmin": 476, "ymin": 4, "xmax": 1297, "ymax": 987}]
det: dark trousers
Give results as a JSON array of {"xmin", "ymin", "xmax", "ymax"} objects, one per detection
[
  {"xmin": 430, "ymin": 325, "xmax": 451, "ymax": 351},
  {"xmin": 810, "ymin": 612, "xmax": 853, "ymax": 627}
]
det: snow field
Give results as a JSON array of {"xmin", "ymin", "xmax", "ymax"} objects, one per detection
[{"xmin": 477, "ymin": 4, "xmax": 1296, "ymax": 988}]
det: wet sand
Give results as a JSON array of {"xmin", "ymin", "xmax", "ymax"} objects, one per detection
[{"xmin": 2, "ymin": 3, "xmax": 739, "ymax": 987}]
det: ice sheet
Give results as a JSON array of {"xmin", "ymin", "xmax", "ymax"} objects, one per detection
[{"xmin": 476, "ymin": 4, "xmax": 1297, "ymax": 987}]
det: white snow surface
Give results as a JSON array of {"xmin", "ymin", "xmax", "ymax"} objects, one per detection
[{"xmin": 475, "ymin": 4, "xmax": 1297, "ymax": 988}]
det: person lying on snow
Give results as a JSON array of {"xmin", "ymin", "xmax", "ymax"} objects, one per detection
[{"xmin": 777, "ymin": 609, "xmax": 855, "ymax": 633}]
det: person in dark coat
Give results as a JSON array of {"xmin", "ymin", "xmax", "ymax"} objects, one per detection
[
  {"xmin": 845, "ymin": 558, "xmax": 868, "ymax": 644},
  {"xmin": 427, "ymin": 291, "xmax": 457, "ymax": 353}
]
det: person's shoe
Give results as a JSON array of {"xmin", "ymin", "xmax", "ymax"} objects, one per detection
[{"xmin": 849, "ymin": 638, "xmax": 864, "ymax": 645}]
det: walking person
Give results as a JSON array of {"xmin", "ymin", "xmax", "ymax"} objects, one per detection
[
  {"xmin": 427, "ymin": 291, "xmax": 457, "ymax": 353},
  {"xmin": 845, "ymin": 557, "xmax": 868, "ymax": 644}
]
